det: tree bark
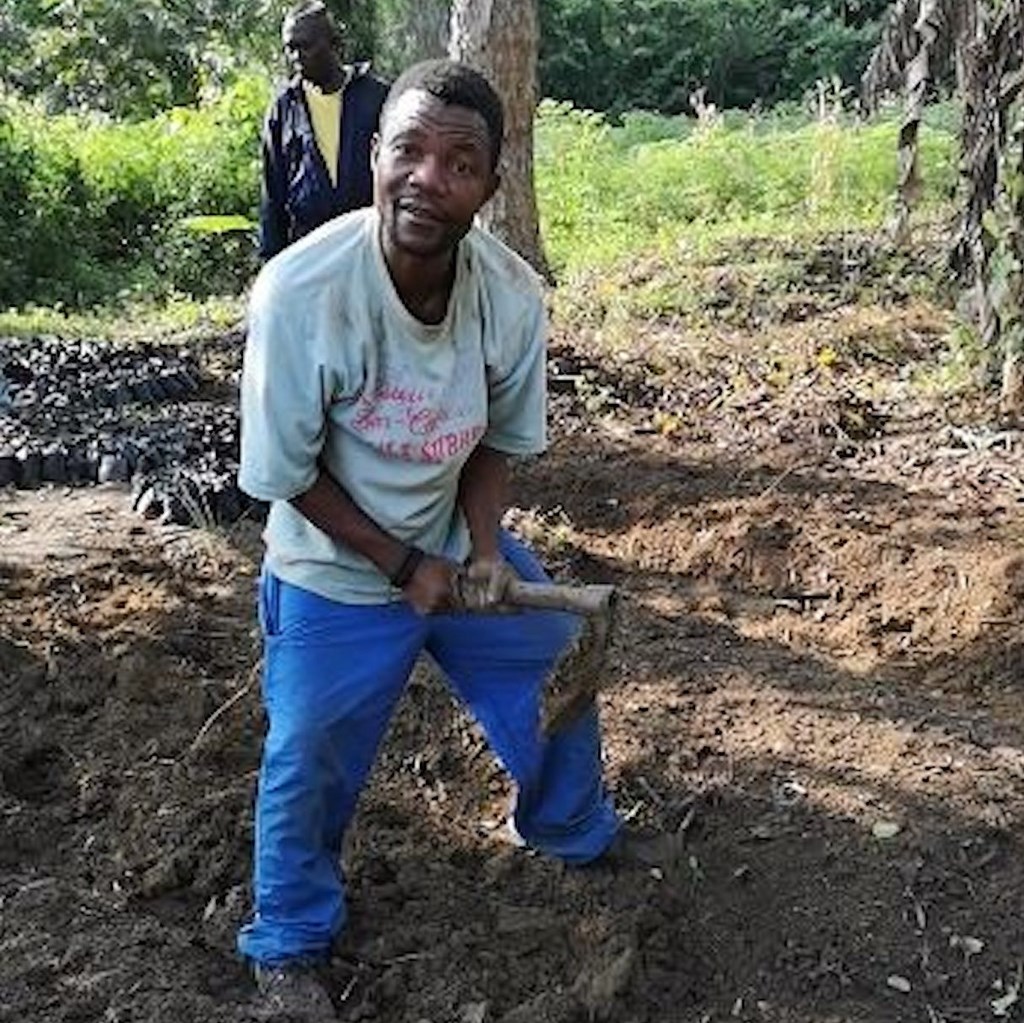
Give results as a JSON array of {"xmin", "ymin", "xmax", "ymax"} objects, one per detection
[
  {"xmin": 449, "ymin": 0, "xmax": 551, "ymax": 279},
  {"xmin": 1000, "ymin": 98, "xmax": 1024, "ymax": 416}
]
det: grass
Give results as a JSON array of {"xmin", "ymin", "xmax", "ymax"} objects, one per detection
[
  {"xmin": 528, "ymin": 99, "xmax": 967, "ymax": 385},
  {"xmin": 0, "ymin": 97, "xmax": 961, "ymax": 345},
  {"xmin": 535, "ymin": 99, "xmax": 959, "ymax": 276},
  {"xmin": 0, "ymin": 292, "xmax": 245, "ymax": 343},
  {"xmin": 542, "ymin": 193, "xmax": 962, "ymax": 398}
]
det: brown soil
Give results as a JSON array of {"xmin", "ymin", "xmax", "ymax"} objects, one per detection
[{"xmin": 4, "ymin": 238, "xmax": 1024, "ymax": 1023}]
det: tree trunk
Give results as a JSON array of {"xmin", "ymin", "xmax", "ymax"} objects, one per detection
[
  {"xmin": 449, "ymin": 0, "xmax": 551, "ymax": 279},
  {"xmin": 1000, "ymin": 105, "xmax": 1024, "ymax": 416}
]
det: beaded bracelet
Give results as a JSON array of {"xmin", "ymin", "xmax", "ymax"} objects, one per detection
[{"xmin": 389, "ymin": 545, "xmax": 425, "ymax": 588}]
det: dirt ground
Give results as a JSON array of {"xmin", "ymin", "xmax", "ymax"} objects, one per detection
[{"xmin": 4, "ymin": 233, "xmax": 1024, "ymax": 1023}]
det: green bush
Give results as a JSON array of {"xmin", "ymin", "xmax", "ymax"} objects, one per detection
[
  {"xmin": 0, "ymin": 102, "xmax": 110, "ymax": 307},
  {"xmin": 73, "ymin": 72, "xmax": 265, "ymax": 283},
  {"xmin": 0, "ymin": 74, "xmax": 266, "ymax": 309},
  {"xmin": 0, "ymin": 109, "xmax": 35, "ymax": 306},
  {"xmin": 0, "ymin": 80, "xmax": 961, "ymax": 312},
  {"xmin": 156, "ymin": 218, "xmax": 260, "ymax": 296}
]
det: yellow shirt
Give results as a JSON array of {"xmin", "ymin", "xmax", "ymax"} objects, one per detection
[{"xmin": 302, "ymin": 82, "xmax": 342, "ymax": 187}]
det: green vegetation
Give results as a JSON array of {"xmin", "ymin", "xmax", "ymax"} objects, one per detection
[
  {"xmin": 2, "ymin": 1, "xmax": 888, "ymax": 121},
  {"xmin": 0, "ymin": 0, "xmax": 962, "ymax": 352},
  {"xmin": 0, "ymin": 75, "xmax": 266, "ymax": 309},
  {"xmin": 0, "ymin": 0, "xmax": 376, "ymax": 118},
  {"xmin": 0, "ymin": 294, "xmax": 245, "ymax": 343},
  {"xmin": 539, "ymin": 0, "xmax": 891, "ymax": 114},
  {"xmin": 0, "ymin": 86, "xmax": 959, "ymax": 317},
  {"xmin": 535, "ymin": 100, "xmax": 959, "ymax": 275}
]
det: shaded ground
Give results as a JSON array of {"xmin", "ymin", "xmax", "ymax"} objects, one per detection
[{"xmin": 3, "ymin": 231, "xmax": 1024, "ymax": 1023}]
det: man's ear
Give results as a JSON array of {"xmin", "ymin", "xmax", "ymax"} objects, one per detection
[{"xmin": 370, "ymin": 132, "xmax": 381, "ymax": 168}]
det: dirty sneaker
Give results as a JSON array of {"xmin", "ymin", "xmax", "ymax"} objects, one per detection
[
  {"xmin": 589, "ymin": 826, "xmax": 686, "ymax": 871},
  {"xmin": 253, "ymin": 962, "xmax": 336, "ymax": 1021}
]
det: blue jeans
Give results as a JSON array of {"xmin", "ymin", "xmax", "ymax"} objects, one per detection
[{"xmin": 237, "ymin": 531, "xmax": 620, "ymax": 965}]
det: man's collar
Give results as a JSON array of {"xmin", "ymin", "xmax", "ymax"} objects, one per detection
[{"xmin": 295, "ymin": 63, "xmax": 363, "ymax": 94}]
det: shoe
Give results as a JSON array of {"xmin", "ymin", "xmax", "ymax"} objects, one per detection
[
  {"xmin": 589, "ymin": 826, "xmax": 685, "ymax": 871},
  {"xmin": 253, "ymin": 962, "xmax": 336, "ymax": 1021}
]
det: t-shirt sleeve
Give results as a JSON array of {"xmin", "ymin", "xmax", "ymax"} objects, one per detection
[
  {"xmin": 238, "ymin": 271, "xmax": 327, "ymax": 501},
  {"xmin": 483, "ymin": 297, "xmax": 547, "ymax": 456}
]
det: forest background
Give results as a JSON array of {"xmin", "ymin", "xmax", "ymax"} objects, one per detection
[{"xmin": 0, "ymin": 0, "xmax": 943, "ymax": 314}]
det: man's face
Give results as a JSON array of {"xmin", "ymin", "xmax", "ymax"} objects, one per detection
[
  {"xmin": 373, "ymin": 89, "xmax": 499, "ymax": 261},
  {"xmin": 282, "ymin": 13, "xmax": 338, "ymax": 89}
]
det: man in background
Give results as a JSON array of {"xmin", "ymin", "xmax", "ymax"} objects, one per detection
[{"xmin": 259, "ymin": 0, "xmax": 388, "ymax": 260}]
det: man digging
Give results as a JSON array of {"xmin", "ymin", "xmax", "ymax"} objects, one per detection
[{"xmin": 238, "ymin": 59, "xmax": 655, "ymax": 1019}]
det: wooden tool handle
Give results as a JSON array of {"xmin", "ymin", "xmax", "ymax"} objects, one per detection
[{"xmin": 504, "ymin": 580, "xmax": 616, "ymax": 616}]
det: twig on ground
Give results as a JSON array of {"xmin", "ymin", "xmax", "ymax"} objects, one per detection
[
  {"xmin": 185, "ymin": 659, "xmax": 261, "ymax": 757},
  {"xmin": 376, "ymin": 952, "xmax": 435, "ymax": 967},
  {"xmin": 677, "ymin": 802, "xmax": 698, "ymax": 836},
  {"xmin": 946, "ymin": 426, "xmax": 1017, "ymax": 452},
  {"xmin": 636, "ymin": 775, "xmax": 665, "ymax": 807},
  {"xmin": 621, "ymin": 800, "xmax": 645, "ymax": 822},
  {"xmin": 756, "ymin": 459, "xmax": 818, "ymax": 500}
]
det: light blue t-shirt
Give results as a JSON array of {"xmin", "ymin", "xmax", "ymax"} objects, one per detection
[{"xmin": 238, "ymin": 207, "xmax": 547, "ymax": 604}]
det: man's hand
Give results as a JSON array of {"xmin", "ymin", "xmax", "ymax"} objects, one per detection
[
  {"xmin": 402, "ymin": 554, "xmax": 461, "ymax": 615},
  {"xmin": 458, "ymin": 554, "xmax": 518, "ymax": 611}
]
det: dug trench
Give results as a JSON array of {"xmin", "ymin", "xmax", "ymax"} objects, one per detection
[{"xmin": 4, "ymin": 238, "xmax": 1024, "ymax": 1022}]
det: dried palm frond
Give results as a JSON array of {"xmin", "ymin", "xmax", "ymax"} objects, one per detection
[
  {"xmin": 864, "ymin": 0, "xmax": 1024, "ymax": 410},
  {"xmin": 863, "ymin": 0, "xmax": 973, "ymax": 240},
  {"xmin": 863, "ymin": 0, "xmax": 951, "ymax": 108}
]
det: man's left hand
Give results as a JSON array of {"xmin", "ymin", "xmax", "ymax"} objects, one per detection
[{"xmin": 458, "ymin": 555, "xmax": 517, "ymax": 610}]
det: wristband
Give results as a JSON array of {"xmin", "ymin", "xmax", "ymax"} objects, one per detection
[{"xmin": 389, "ymin": 545, "xmax": 425, "ymax": 588}]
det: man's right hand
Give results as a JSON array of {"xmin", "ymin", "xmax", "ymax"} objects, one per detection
[{"xmin": 403, "ymin": 554, "xmax": 460, "ymax": 615}]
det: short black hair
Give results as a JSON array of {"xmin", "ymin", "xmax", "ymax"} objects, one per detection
[
  {"xmin": 284, "ymin": 1, "xmax": 341, "ymax": 32},
  {"xmin": 382, "ymin": 59, "xmax": 504, "ymax": 171},
  {"xmin": 286, "ymin": 0, "xmax": 327, "ymax": 20}
]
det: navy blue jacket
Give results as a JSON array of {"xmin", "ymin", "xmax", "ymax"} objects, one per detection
[{"xmin": 259, "ymin": 67, "xmax": 388, "ymax": 260}]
